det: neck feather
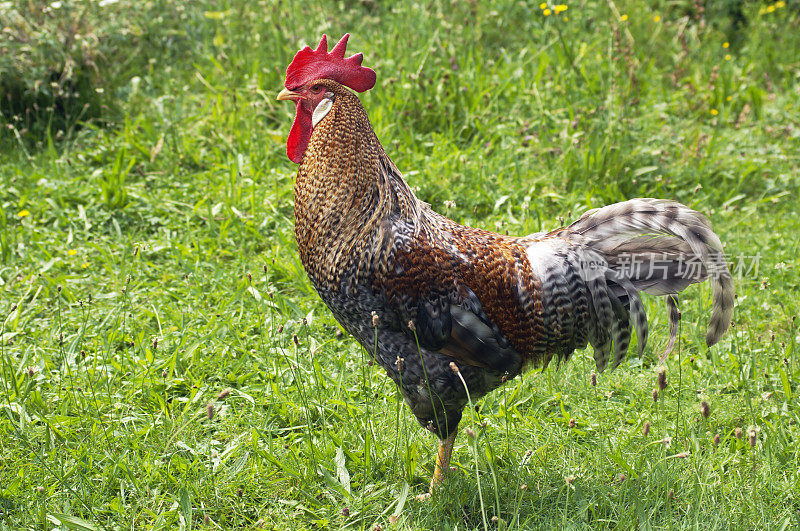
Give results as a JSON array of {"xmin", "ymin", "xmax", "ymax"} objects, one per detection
[{"xmin": 293, "ymin": 92, "xmax": 419, "ymax": 288}]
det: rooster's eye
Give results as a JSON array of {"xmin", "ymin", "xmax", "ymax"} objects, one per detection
[{"xmin": 310, "ymin": 85, "xmax": 322, "ymax": 93}]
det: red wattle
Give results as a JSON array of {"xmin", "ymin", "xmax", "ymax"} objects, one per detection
[{"xmin": 287, "ymin": 101, "xmax": 312, "ymax": 164}]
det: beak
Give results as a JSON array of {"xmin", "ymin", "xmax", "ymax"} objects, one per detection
[{"xmin": 277, "ymin": 88, "xmax": 301, "ymax": 101}]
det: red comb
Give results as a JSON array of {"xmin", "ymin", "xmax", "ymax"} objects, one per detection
[{"xmin": 284, "ymin": 34, "xmax": 376, "ymax": 93}]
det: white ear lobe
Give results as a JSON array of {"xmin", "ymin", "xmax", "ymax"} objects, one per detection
[{"xmin": 312, "ymin": 98, "xmax": 333, "ymax": 128}]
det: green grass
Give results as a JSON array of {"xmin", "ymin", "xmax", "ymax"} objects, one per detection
[{"xmin": 1, "ymin": 0, "xmax": 800, "ymax": 528}]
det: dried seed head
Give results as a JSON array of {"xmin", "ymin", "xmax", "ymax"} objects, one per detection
[
  {"xmin": 372, "ymin": 312, "xmax": 379, "ymax": 327},
  {"xmin": 675, "ymin": 451, "xmax": 690, "ymax": 459},
  {"xmin": 590, "ymin": 372, "xmax": 597, "ymax": 387},
  {"xmin": 449, "ymin": 362, "xmax": 460, "ymax": 374},
  {"xmin": 395, "ymin": 356, "xmax": 405, "ymax": 372},
  {"xmin": 713, "ymin": 433, "xmax": 720, "ymax": 446},
  {"xmin": 700, "ymin": 401, "xmax": 710, "ymax": 418},
  {"xmin": 618, "ymin": 473, "xmax": 626, "ymax": 482},
  {"xmin": 652, "ymin": 389, "xmax": 659, "ymax": 402},
  {"xmin": 161, "ymin": 370, "xmax": 168, "ymax": 378},
  {"xmin": 206, "ymin": 402, "xmax": 214, "ymax": 420},
  {"xmin": 342, "ymin": 507, "xmax": 350, "ymax": 517},
  {"xmin": 491, "ymin": 516, "xmax": 499, "ymax": 523},
  {"xmin": 292, "ymin": 334, "xmax": 299, "ymax": 346},
  {"xmin": 565, "ymin": 475, "xmax": 575, "ymax": 485},
  {"xmin": 569, "ymin": 418, "xmax": 576, "ymax": 428},
  {"xmin": 407, "ymin": 320, "xmax": 415, "ymax": 332},
  {"xmin": 520, "ymin": 483, "xmax": 527, "ymax": 490},
  {"xmin": 388, "ymin": 515, "xmax": 397, "ymax": 524},
  {"xmin": 277, "ymin": 324, "xmax": 284, "ymax": 334},
  {"xmin": 748, "ymin": 428, "xmax": 757, "ymax": 447},
  {"xmin": 36, "ymin": 486, "xmax": 45, "ymax": 494},
  {"xmin": 656, "ymin": 368, "xmax": 668, "ymax": 391},
  {"xmin": 525, "ymin": 449, "xmax": 532, "ymax": 457},
  {"xmin": 237, "ymin": 488, "xmax": 243, "ymax": 498},
  {"xmin": 217, "ymin": 388, "xmax": 231, "ymax": 400},
  {"xmin": 26, "ymin": 366, "xmax": 36, "ymax": 378},
  {"xmin": 247, "ymin": 272, "xmax": 252, "ymax": 283},
  {"xmin": 735, "ymin": 427, "xmax": 743, "ymax": 439},
  {"xmin": 642, "ymin": 421, "xmax": 651, "ymax": 437},
  {"xmin": 152, "ymin": 337, "xmax": 158, "ymax": 351},
  {"xmin": 466, "ymin": 428, "xmax": 476, "ymax": 438}
]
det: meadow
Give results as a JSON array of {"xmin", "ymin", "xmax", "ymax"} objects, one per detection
[{"xmin": 1, "ymin": 0, "xmax": 799, "ymax": 528}]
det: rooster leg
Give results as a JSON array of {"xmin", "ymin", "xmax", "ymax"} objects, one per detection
[{"xmin": 429, "ymin": 429, "xmax": 457, "ymax": 493}]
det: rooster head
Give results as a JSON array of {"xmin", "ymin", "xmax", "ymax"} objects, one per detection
[{"xmin": 277, "ymin": 34, "xmax": 376, "ymax": 163}]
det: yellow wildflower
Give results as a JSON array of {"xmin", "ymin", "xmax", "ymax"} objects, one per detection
[
  {"xmin": 723, "ymin": 42, "xmax": 729, "ymax": 48},
  {"xmin": 68, "ymin": 249, "xmax": 77, "ymax": 256},
  {"xmin": 710, "ymin": 109, "xmax": 719, "ymax": 116},
  {"xmin": 725, "ymin": 54, "xmax": 731, "ymax": 61},
  {"xmin": 776, "ymin": 1, "xmax": 785, "ymax": 7},
  {"xmin": 653, "ymin": 15, "xmax": 661, "ymax": 22},
  {"xmin": 540, "ymin": 2, "xmax": 547, "ymax": 9},
  {"xmin": 543, "ymin": 8, "xmax": 551, "ymax": 16},
  {"xmin": 203, "ymin": 10, "xmax": 229, "ymax": 19},
  {"xmin": 726, "ymin": 96, "xmax": 732, "ymax": 101},
  {"xmin": 554, "ymin": 4, "xmax": 568, "ymax": 13},
  {"xmin": 766, "ymin": 5, "xmax": 776, "ymax": 12},
  {"xmin": 18, "ymin": 210, "xmax": 30, "ymax": 217},
  {"xmin": 620, "ymin": 14, "xmax": 628, "ymax": 21}
]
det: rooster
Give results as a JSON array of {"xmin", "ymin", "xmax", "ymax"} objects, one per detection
[{"xmin": 276, "ymin": 34, "xmax": 733, "ymax": 494}]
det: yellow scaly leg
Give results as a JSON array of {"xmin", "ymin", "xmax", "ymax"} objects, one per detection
[{"xmin": 429, "ymin": 429, "xmax": 457, "ymax": 493}]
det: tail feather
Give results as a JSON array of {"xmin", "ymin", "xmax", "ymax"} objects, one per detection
[
  {"xmin": 538, "ymin": 198, "xmax": 733, "ymax": 370},
  {"xmin": 606, "ymin": 269, "xmax": 648, "ymax": 361},
  {"xmin": 608, "ymin": 288, "xmax": 631, "ymax": 370}
]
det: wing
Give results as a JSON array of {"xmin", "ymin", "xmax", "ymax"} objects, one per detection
[
  {"xmin": 376, "ymin": 216, "xmax": 538, "ymax": 374},
  {"xmin": 412, "ymin": 289, "xmax": 524, "ymax": 374}
]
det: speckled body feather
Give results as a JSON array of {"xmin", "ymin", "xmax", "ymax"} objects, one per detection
[{"xmin": 292, "ymin": 80, "xmax": 733, "ymax": 439}]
